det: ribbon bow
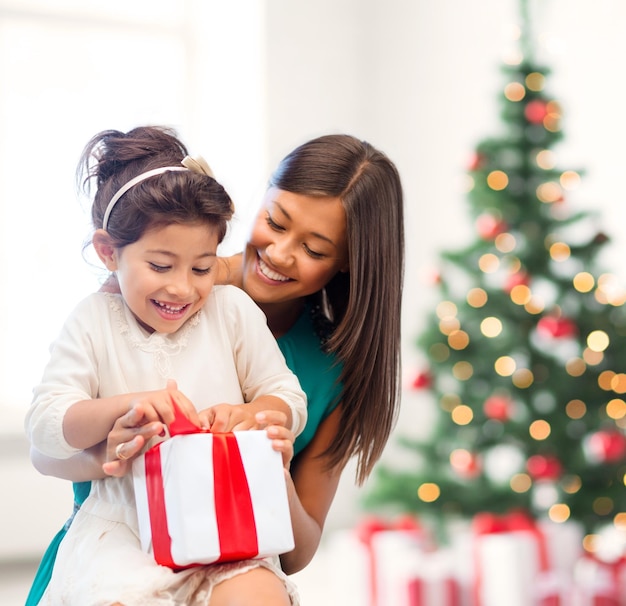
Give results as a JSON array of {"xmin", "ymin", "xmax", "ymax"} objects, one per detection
[{"xmin": 181, "ymin": 154, "xmax": 215, "ymax": 178}]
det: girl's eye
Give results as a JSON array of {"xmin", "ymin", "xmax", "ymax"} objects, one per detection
[
  {"xmin": 193, "ymin": 267, "xmax": 212, "ymax": 276},
  {"xmin": 149, "ymin": 263, "xmax": 170, "ymax": 272}
]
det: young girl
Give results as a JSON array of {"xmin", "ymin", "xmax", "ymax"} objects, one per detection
[
  {"xmin": 28, "ymin": 133, "xmax": 405, "ymax": 601},
  {"xmin": 25, "ymin": 126, "xmax": 307, "ymax": 605}
]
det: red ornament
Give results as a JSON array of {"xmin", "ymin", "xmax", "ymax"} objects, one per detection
[
  {"xmin": 476, "ymin": 213, "xmax": 508, "ymax": 240},
  {"xmin": 504, "ymin": 270, "xmax": 529, "ymax": 293},
  {"xmin": 586, "ymin": 430, "xmax": 626, "ymax": 463},
  {"xmin": 450, "ymin": 449, "xmax": 481, "ymax": 479},
  {"xmin": 412, "ymin": 371, "xmax": 432, "ymax": 390},
  {"xmin": 526, "ymin": 454, "xmax": 562, "ymax": 480},
  {"xmin": 468, "ymin": 152, "xmax": 486, "ymax": 171},
  {"xmin": 524, "ymin": 100, "xmax": 549, "ymax": 124},
  {"xmin": 483, "ymin": 395, "xmax": 513, "ymax": 422},
  {"xmin": 536, "ymin": 316, "xmax": 578, "ymax": 339}
]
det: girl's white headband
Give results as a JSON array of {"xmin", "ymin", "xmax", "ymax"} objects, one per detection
[{"xmin": 102, "ymin": 155, "xmax": 214, "ymax": 231}]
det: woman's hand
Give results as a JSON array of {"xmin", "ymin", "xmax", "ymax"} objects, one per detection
[
  {"xmin": 102, "ymin": 402, "xmax": 164, "ymax": 477},
  {"xmin": 255, "ymin": 410, "xmax": 294, "ymax": 470}
]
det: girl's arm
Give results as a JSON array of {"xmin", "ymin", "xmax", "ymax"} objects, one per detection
[
  {"xmin": 280, "ymin": 406, "xmax": 344, "ymax": 574},
  {"xmin": 62, "ymin": 386, "xmax": 200, "ymax": 450}
]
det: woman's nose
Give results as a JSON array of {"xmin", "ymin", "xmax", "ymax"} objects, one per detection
[{"xmin": 266, "ymin": 238, "xmax": 294, "ymax": 266}]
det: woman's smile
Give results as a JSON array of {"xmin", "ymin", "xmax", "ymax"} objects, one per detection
[{"xmin": 257, "ymin": 255, "xmax": 292, "ymax": 283}]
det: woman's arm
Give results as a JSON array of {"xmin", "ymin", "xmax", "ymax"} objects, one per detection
[
  {"xmin": 30, "ymin": 443, "xmax": 108, "ymax": 481},
  {"xmin": 280, "ymin": 406, "xmax": 344, "ymax": 574},
  {"xmin": 216, "ymin": 253, "xmax": 243, "ymax": 287},
  {"xmin": 30, "ymin": 401, "xmax": 168, "ymax": 481}
]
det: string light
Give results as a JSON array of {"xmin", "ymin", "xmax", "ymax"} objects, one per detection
[
  {"xmin": 487, "ymin": 170, "xmax": 509, "ymax": 190},
  {"xmin": 529, "ymin": 419, "xmax": 551, "ymax": 440},
  {"xmin": 480, "ymin": 317, "xmax": 503, "ymax": 338},
  {"xmin": 573, "ymin": 272, "xmax": 595, "ymax": 293},
  {"xmin": 587, "ymin": 330, "xmax": 609, "ymax": 352},
  {"xmin": 504, "ymin": 82, "xmax": 525, "ymax": 101},
  {"xmin": 451, "ymin": 404, "xmax": 473, "ymax": 425},
  {"xmin": 548, "ymin": 504, "xmax": 571, "ymax": 523},
  {"xmin": 417, "ymin": 483, "xmax": 440, "ymax": 503},
  {"xmin": 452, "ymin": 361, "xmax": 473, "ymax": 381},
  {"xmin": 467, "ymin": 288, "xmax": 488, "ymax": 308},
  {"xmin": 536, "ymin": 181, "xmax": 562, "ymax": 203}
]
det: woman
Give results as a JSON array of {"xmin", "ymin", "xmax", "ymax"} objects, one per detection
[{"xmin": 26, "ymin": 133, "xmax": 404, "ymax": 603}]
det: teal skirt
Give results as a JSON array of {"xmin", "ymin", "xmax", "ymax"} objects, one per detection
[{"xmin": 25, "ymin": 481, "xmax": 91, "ymax": 606}]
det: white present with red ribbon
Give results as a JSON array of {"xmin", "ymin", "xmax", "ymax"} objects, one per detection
[
  {"xmin": 132, "ymin": 409, "xmax": 293, "ymax": 569},
  {"xmin": 472, "ymin": 511, "xmax": 582, "ymax": 606},
  {"xmin": 570, "ymin": 554, "xmax": 626, "ymax": 606}
]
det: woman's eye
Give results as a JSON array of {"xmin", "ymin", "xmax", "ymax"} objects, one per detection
[
  {"xmin": 304, "ymin": 245, "xmax": 325, "ymax": 259},
  {"xmin": 149, "ymin": 263, "xmax": 170, "ymax": 272},
  {"xmin": 265, "ymin": 212, "xmax": 284, "ymax": 231}
]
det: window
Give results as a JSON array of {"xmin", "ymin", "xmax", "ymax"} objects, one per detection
[{"xmin": 0, "ymin": 0, "xmax": 267, "ymax": 415}]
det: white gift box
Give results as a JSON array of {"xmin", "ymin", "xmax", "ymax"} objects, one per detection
[
  {"xmin": 133, "ymin": 429, "xmax": 294, "ymax": 569},
  {"xmin": 472, "ymin": 514, "xmax": 582, "ymax": 606}
]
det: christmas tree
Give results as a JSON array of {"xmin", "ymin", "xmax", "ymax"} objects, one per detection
[{"xmin": 366, "ymin": 3, "xmax": 626, "ymax": 544}]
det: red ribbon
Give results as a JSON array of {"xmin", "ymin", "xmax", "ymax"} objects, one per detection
[
  {"xmin": 143, "ymin": 401, "xmax": 258, "ymax": 569},
  {"xmin": 407, "ymin": 577, "xmax": 461, "ymax": 606},
  {"xmin": 212, "ymin": 433, "xmax": 258, "ymax": 561}
]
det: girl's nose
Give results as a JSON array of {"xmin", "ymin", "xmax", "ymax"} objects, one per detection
[{"xmin": 165, "ymin": 271, "xmax": 193, "ymax": 297}]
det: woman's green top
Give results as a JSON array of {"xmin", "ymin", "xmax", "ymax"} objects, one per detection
[{"xmin": 25, "ymin": 305, "xmax": 342, "ymax": 605}]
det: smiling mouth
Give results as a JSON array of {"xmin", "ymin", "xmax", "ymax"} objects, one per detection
[
  {"xmin": 152, "ymin": 300, "xmax": 191, "ymax": 315},
  {"xmin": 258, "ymin": 257, "xmax": 291, "ymax": 282}
]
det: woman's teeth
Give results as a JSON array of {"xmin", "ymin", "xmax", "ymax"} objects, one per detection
[{"xmin": 259, "ymin": 258, "xmax": 290, "ymax": 282}]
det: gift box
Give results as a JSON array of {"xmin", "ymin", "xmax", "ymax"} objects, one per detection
[
  {"xmin": 570, "ymin": 554, "xmax": 626, "ymax": 606},
  {"xmin": 343, "ymin": 516, "xmax": 470, "ymax": 606},
  {"xmin": 132, "ymin": 411, "xmax": 293, "ymax": 569},
  {"xmin": 472, "ymin": 511, "xmax": 577, "ymax": 606},
  {"xmin": 406, "ymin": 547, "xmax": 467, "ymax": 606}
]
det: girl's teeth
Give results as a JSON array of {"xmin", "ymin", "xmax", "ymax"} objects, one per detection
[
  {"xmin": 259, "ymin": 259, "xmax": 289, "ymax": 282},
  {"xmin": 155, "ymin": 301, "xmax": 186, "ymax": 313}
]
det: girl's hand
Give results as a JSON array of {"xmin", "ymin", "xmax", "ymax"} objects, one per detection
[
  {"xmin": 256, "ymin": 411, "xmax": 295, "ymax": 470},
  {"xmin": 198, "ymin": 403, "xmax": 258, "ymax": 432},
  {"xmin": 103, "ymin": 379, "xmax": 200, "ymax": 476},
  {"xmin": 129, "ymin": 379, "xmax": 201, "ymax": 429}
]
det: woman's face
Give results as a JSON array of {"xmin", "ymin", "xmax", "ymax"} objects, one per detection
[{"xmin": 242, "ymin": 187, "xmax": 349, "ymax": 306}]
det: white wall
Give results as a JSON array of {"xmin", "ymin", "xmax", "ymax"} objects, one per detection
[{"xmin": 259, "ymin": 0, "xmax": 626, "ymax": 528}]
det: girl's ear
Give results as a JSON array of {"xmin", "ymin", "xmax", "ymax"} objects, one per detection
[{"xmin": 92, "ymin": 229, "xmax": 118, "ymax": 271}]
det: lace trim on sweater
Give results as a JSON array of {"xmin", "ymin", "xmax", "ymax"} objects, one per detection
[{"xmin": 106, "ymin": 294, "xmax": 202, "ymax": 379}]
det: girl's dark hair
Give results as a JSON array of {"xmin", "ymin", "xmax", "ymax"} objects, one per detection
[
  {"xmin": 78, "ymin": 126, "xmax": 233, "ymax": 246},
  {"xmin": 270, "ymin": 134, "xmax": 405, "ymax": 484}
]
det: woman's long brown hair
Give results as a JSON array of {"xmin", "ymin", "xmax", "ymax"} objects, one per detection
[{"xmin": 270, "ymin": 134, "xmax": 405, "ymax": 484}]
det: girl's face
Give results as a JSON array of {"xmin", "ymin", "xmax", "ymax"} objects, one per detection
[
  {"xmin": 107, "ymin": 222, "xmax": 219, "ymax": 334},
  {"xmin": 242, "ymin": 187, "xmax": 349, "ymax": 306}
]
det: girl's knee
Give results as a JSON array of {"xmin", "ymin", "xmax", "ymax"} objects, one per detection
[{"xmin": 211, "ymin": 567, "xmax": 291, "ymax": 606}]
